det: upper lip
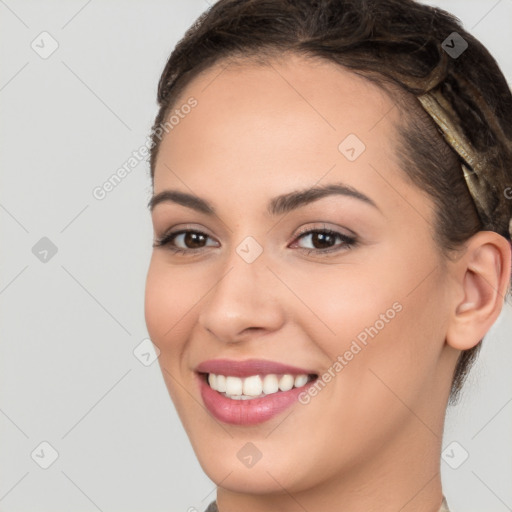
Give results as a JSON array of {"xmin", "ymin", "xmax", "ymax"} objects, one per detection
[{"xmin": 195, "ymin": 358, "xmax": 318, "ymax": 377}]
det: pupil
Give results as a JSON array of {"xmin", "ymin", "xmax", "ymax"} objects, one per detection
[
  {"xmin": 186, "ymin": 232, "xmax": 205, "ymax": 248},
  {"xmin": 313, "ymin": 232, "xmax": 333, "ymax": 249}
]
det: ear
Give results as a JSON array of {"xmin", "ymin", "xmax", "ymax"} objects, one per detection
[{"xmin": 446, "ymin": 231, "xmax": 511, "ymax": 351}]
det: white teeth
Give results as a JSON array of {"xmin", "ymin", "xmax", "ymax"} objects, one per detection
[
  {"xmin": 278, "ymin": 374, "xmax": 294, "ymax": 392},
  {"xmin": 294, "ymin": 375, "xmax": 308, "ymax": 387},
  {"xmin": 225, "ymin": 376, "xmax": 243, "ymax": 396},
  {"xmin": 243, "ymin": 375, "xmax": 263, "ymax": 397},
  {"xmin": 216, "ymin": 374, "xmax": 226, "ymax": 392},
  {"xmin": 262, "ymin": 374, "xmax": 279, "ymax": 394},
  {"xmin": 206, "ymin": 372, "xmax": 313, "ymax": 399}
]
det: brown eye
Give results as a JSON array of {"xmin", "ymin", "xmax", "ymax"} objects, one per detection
[
  {"xmin": 292, "ymin": 229, "xmax": 357, "ymax": 254},
  {"xmin": 180, "ymin": 231, "xmax": 208, "ymax": 249},
  {"xmin": 153, "ymin": 230, "xmax": 218, "ymax": 253},
  {"xmin": 304, "ymin": 231, "xmax": 336, "ymax": 249}
]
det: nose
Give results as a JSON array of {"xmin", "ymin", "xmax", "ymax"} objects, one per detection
[{"xmin": 197, "ymin": 250, "xmax": 286, "ymax": 344}]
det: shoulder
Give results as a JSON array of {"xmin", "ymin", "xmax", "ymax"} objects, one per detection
[
  {"xmin": 203, "ymin": 501, "xmax": 218, "ymax": 512},
  {"xmin": 439, "ymin": 495, "xmax": 451, "ymax": 512}
]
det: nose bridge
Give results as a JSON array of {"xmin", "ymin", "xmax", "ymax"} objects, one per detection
[{"xmin": 197, "ymin": 237, "xmax": 284, "ymax": 342}]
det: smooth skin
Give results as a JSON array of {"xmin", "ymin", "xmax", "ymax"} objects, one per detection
[{"xmin": 145, "ymin": 53, "xmax": 511, "ymax": 512}]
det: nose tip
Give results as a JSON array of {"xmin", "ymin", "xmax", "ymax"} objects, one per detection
[
  {"xmin": 197, "ymin": 261, "xmax": 285, "ymax": 344},
  {"xmin": 204, "ymin": 324, "xmax": 266, "ymax": 345}
]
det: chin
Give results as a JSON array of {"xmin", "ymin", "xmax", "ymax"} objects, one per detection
[{"xmin": 202, "ymin": 460, "xmax": 302, "ymax": 495}]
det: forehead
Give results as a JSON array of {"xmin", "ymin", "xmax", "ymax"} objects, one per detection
[
  {"xmin": 152, "ymin": 54, "xmax": 438, "ymax": 247},
  {"xmin": 154, "ymin": 54, "xmax": 402, "ymax": 180},
  {"xmin": 175, "ymin": 53, "xmax": 398, "ymax": 130}
]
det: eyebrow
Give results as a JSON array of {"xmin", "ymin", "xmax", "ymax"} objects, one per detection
[{"xmin": 148, "ymin": 182, "xmax": 380, "ymax": 216}]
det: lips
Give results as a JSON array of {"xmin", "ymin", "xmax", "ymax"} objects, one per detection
[
  {"xmin": 195, "ymin": 358, "xmax": 318, "ymax": 425},
  {"xmin": 195, "ymin": 358, "xmax": 317, "ymax": 377}
]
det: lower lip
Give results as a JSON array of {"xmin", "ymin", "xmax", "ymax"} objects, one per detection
[{"xmin": 198, "ymin": 374, "xmax": 316, "ymax": 426}]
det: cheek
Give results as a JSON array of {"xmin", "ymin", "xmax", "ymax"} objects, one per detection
[
  {"xmin": 144, "ymin": 257, "xmax": 198, "ymax": 350},
  {"xmin": 321, "ymin": 262, "xmax": 447, "ymax": 416},
  {"xmin": 285, "ymin": 260, "xmax": 404, "ymax": 355},
  {"xmin": 144, "ymin": 257, "xmax": 199, "ymax": 410},
  {"xmin": 295, "ymin": 247, "xmax": 445, "ymax": 391}
]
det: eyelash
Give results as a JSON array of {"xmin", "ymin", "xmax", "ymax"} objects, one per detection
[{"xmin": 153, "ymin": 226, "xmax": 357, "ymax": 256}]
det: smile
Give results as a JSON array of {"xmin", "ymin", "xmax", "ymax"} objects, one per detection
[
  {"xmin": 195, "ymin": 359, "xmax": 318, "ymax": 425},
  {"xmin": 207, "ymin": 373, "xmax": 314, "ymax": 399}
]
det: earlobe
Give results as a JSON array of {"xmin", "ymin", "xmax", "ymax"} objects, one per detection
[{"xmin": 446, "ymin": 231, "xmax": 511, "ymax": 351}]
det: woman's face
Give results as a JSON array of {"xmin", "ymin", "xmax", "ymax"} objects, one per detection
[{"xmin": 145, "ymin": 54, "xmax": 459, "ymax": 495}]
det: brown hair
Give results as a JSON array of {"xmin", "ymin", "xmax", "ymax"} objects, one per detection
[{"xmin": 149, "ymin": 0, "xmax": 512, "ymax": 404}]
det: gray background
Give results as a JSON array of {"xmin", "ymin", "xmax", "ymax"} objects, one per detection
[{"xmin": 0, "ymin": 1, "xmax": 511, "ymax": 511}]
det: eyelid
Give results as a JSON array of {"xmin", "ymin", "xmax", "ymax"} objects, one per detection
[
  {"xmin": 291, "ymin": 222, "xmax": 356, "ymax": 240},
  {"xmin": 154, "ymin": 222, "xmax": 358, "ymax": 257},
  {"xmin": 156, "ymin": 223, "xmax": 216, "ymax": 241},
  {"xmin": 153, "ymin": 225, "xmax": 218, "ymax": 249}
]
